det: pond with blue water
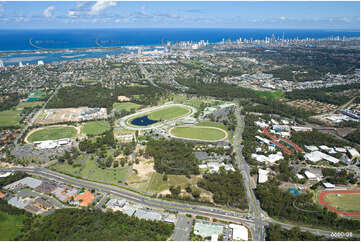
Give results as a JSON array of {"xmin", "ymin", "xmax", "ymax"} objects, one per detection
[
  {"xmin": 131, "ymin": 115, "xmax": 159, "ymax": 126},
  {"xmin": 288, "ymin": 188, "xmax": 302, "ymax": 196}
]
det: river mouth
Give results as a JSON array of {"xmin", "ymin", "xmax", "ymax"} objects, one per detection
[{"xmin": 130, "ymin": 115, "xmax": 159, "ymax": 126}]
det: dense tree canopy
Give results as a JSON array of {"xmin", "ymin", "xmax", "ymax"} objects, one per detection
[
  {"xmin": 285, "ymin": 84, "xmax": 360, "ymax": 106},
  {"xmin": 290, "ymin": 130, "xmax": 349, "ymax": 148},
  {"xmin": 17, "ymin": 208, "xmax": 174, "ymax": 241},
  {"xmin": 197, "ymin": 167, "xmax": 248, "ymax": 210},
  {"xmin": 0, "ymin": 93, "xmax": 20, "ymax": 111},
  {"xmin": 145, "ymin": 139, "xmax": 199, "ymax": 175}
]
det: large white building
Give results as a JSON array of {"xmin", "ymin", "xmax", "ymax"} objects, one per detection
[
  {"xmin": 229, "ymin": 224, "xmax": 248, "ymax": 241},
  {"xmin": 258, "ymin": 169, "xmax": 269, "ymax": 184},
  {"xmin": 304, "ymin": 151, "xmax": 339, "ymax": 164}
]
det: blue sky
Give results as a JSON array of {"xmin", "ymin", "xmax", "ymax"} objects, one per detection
[{"xmin": 0, "ymin": 1, "xmax": 359, "ymax": 29}]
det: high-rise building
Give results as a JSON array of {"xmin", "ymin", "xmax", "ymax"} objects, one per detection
[
  {"xmin": 0, "ymin": 60, "xmax": 4, "ymax": 68},
  {"xmin": 19, "ymin": 61, "xmax": 24, "ymax": 67}
]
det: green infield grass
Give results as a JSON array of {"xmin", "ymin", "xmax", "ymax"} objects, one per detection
[
  {"xmin": 323, "ymin": 193, "xmax": 360, "ymax": 213},
  {"xmin": 170, "ymin": 126, "xmax": 226, "ymax": 141},
  {"xmin": 0, "ymin": 110, "xmax": 22, "ymax": 127},
  {"xmin": 147, "ymin": 106, "xmax": 190, "ymax": 121},
  {"xmin": 27, "ymin": 126, "xmax": 77, "ymax": 142},
  {"xmin": 81, "ymin": 121, "xmax": 111, "ymax": 135},
  {"xmin": 113, "ymin": 102, "xmax": 142, "ymax": 112},
  {"xmin": 0, "ymin": 211, "xmax": 25, "ymax": 240}
]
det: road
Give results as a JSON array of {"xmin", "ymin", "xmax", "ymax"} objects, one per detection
[
  {"xmin": 171, "ymin": 215, "xmax": 193, "ymax": 241},
  {"xmin": 138, "ymin": 63, "xmax": 160, "ymax": 88},
  {"xmin": 118, "ymin": 103, "xmax": 197, "ymax": 131},
  {"xmin": 1, "ymin": 167, "xmax": 356, "ymax": 239},
  {"xmin": 14, "ymin": 83, "xmax": 62, "ymax": 145},
  {"xmin": 233, "ymin": 105, "xmax": 265, "ymax": 241}
]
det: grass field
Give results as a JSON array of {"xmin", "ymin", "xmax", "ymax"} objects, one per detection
[
  {"xmin": 147, "ymin": 106, "xmax": 190, "ymax": 121},
  {"xmin": 27, "ymin": 126, "xmax": 77, "ymax": 142},
  {"xmin": 132, "ymin": 172, "xmax": 202, "ymax": 193},
  {"xmin": 16, "ymin": 101, "xmax": 44, "ymax": 109},
  {"xmin": 81, "ymin": 121, "xmax": 110, "ymax": 135},
  {"xmin": 255, "ymin": 90, "xmax": 284, "ymax": 99},
  {"xmin": 0, "ymin": 211, "xmax": 24, "ymax": 240},
  {"xmin": 113, "ymin": 102, "xmax": 142, "ymax": 111},
  {"xmin": 170, "ymin": 126, "xmax": 226, "ymax": 141},
  {"xmin": 0, "ymin": 109, "xmax": 21, "ymax": 127},
  {"xmin": 323, "ymin": 193, "xmax": 360, "ymax": 213},
  {"xmin": 53, "ymin": 158, "xmax": 129, "ymax": 184}
]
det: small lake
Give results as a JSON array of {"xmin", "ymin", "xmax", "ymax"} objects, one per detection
[{"xmin": 131, "ymin": 115, "xmax": 158, "ymax": 126}]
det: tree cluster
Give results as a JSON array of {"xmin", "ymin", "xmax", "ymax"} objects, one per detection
[
  {"xmin": 197, "ymin": 167, "xmax": 248, "ymax": 210},
  {"xmin": 16, "ymin": 208, "xmax": 174, "ymax": 241},
  {"xmin": 145, "ymin": 139, "xmax": 199, "ymax": 175}
]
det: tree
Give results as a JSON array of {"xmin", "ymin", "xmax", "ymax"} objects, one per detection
[{"xmin": 170, "ymin": 186, "xmax": 181, "ymax": 196}]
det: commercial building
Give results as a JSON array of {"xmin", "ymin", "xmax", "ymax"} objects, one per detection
[
  {"xmin": 75, "ymin": 190, "xmax": 95, "ymax": 206},
  {"xmin": 106, "ymin": 198, "xmax": 127, "ymax": 211},
  {"xmin": 229, "ymin": 224, "xmax": 248, "ymax": 241},
  {"xmin": 304, "ymin": 151, "xmax": 339, "ymax": 164},
  {"xmin": 0, "ymin": 172, "xmax": 12, "ymax": 178},
  {"xmin": 4, "ymin": 177, "xmax": 43, "ymax": 190},
  {"xmin": 251, "ymin": 152, "xmax": 284, "ymax": 164},
  {"xmin": 258, "ymin": 169, "xmax": 269, "ymax": 184},
  {"xmin": 347, "ymin": 147, "xmax": 360, "ymax": 160},
  {"xmin": 304, "ymin": 171, "xmax": 318, "ymax": 180},
  {"xmin": 291, "ymin": 126, "xmax": 312, "ymax": 132},
  {"xmin": 194, "ymin": 222, "xmax": 224, "ymax": 238},
  {"xmin": 134, "ymin": 209, "xmax": 162, "ymax": 221},
  {"xmin": 322, "ymin": 182, "xmax": 336, "ymax": 189}
]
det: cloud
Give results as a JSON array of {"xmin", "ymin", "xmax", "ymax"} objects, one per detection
[
  {"xmin": 43, "ymin": 6, "xmax": 55, "ymax": 18},
  {"xmin": 279, "ymin": 16, "xmax": 286, "ymax": 21},
  {"xmin": 89, "ymin": 1, "xmax": 116, "ymax": 15},
  {"xmin": 15, "ymin": 16, "xmax": 29, "ymax": 22},
  {"xmin": 67, "ymin": 10, "xmax": 78, "ymax": 18}
]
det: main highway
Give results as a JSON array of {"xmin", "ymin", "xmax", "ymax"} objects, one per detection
[{"xmin": 1, "ymin": 167, "xmax": 358, "ymax": 240}]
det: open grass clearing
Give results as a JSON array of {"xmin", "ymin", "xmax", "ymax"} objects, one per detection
[
  {"xmin": 147, "ymin": 106, "xmax": 190, "ymax": 121},
  {"xmin": 16, "ymin": 101, "xmax": 44, "ymax": 109},
  {"xmin": 323, "ymin": 193, "xmax": 360, "ymax": 213},
  {"xmin": 0, "ymin": 211, "xmax": 25, "ymax": 241},
  {"xmin": 27, "ymin": 126, "xmax": 77, "ymax": 142},
  {"xmin": 113, "ymin": 102, "xmax": 142, "ymax": 112},
  {"xmin": 81, "ymin": 121, "xmax": 110, "ymax": 136},
  {"xmin": 0, "ymin": 109, "xmax": 21, "ymax": 127},
  {"xmin": 53, "ymin": 158, "xmax": 129, "ymax": 184},
  {"xmin": 170, "ymin": 126, "xmax": 226, "ymax": 141},
  {"xmin": 255, "ymin": 90, "xmax": 284, "ymax": 99}
]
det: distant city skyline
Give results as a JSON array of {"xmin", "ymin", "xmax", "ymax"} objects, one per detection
[{"xmin": 0, "ymin": 1, "xmax": 359, "ymax": 30}]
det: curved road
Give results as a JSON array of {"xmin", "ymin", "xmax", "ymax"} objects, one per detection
[
  {"xmin": 118, "ymin": 103, "xmax": 197, "ymax": 131},
  {"xmin": 168, "ymin": 125, "xmax": 228, "ymax": 142},
  {"xmin": 0, "ymin": 167, "xmax": 357, "ymax": 240}
]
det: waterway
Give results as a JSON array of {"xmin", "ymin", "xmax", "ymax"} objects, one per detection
[{"xmin": 130, "ymin": 115, "xmax": 158, "ymax": 126}]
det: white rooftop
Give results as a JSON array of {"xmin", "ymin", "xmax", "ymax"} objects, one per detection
[
  {"xmin": 323, "ymin": 182, "xmax": 336, "ymax": 189},
  {"xmin": 258, "ymin": 169, "xmax": 269, "ymax": 184},
  {"xmin": 305, "ymin": 151, "xmax": 339, "ymax": 164},
  {"xmin": 229, "ymin": 224, "xmax": 248, "ymax": 241},
  {"xmin": 304, "ymin": 171, "xmax": 317, "ymax": 179}
]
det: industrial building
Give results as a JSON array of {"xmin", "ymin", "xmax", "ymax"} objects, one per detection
[{"xmin": 194, "ymin": 222, "xmax": 224, "ymax": 238}]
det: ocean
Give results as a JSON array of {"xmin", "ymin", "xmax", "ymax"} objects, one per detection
[{"xmin": 0, "ymin": 28, "xmax": 359, "ymax": 65}]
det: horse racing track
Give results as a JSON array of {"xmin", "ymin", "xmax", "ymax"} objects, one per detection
[{"xmin": 318, "ymin": 190, "xmax": 360, "ymax": 216}]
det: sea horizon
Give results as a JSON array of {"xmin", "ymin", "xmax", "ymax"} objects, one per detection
[{"xmin": 0, "ymin": 28, "xmax": 359, "ymax": 66}]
